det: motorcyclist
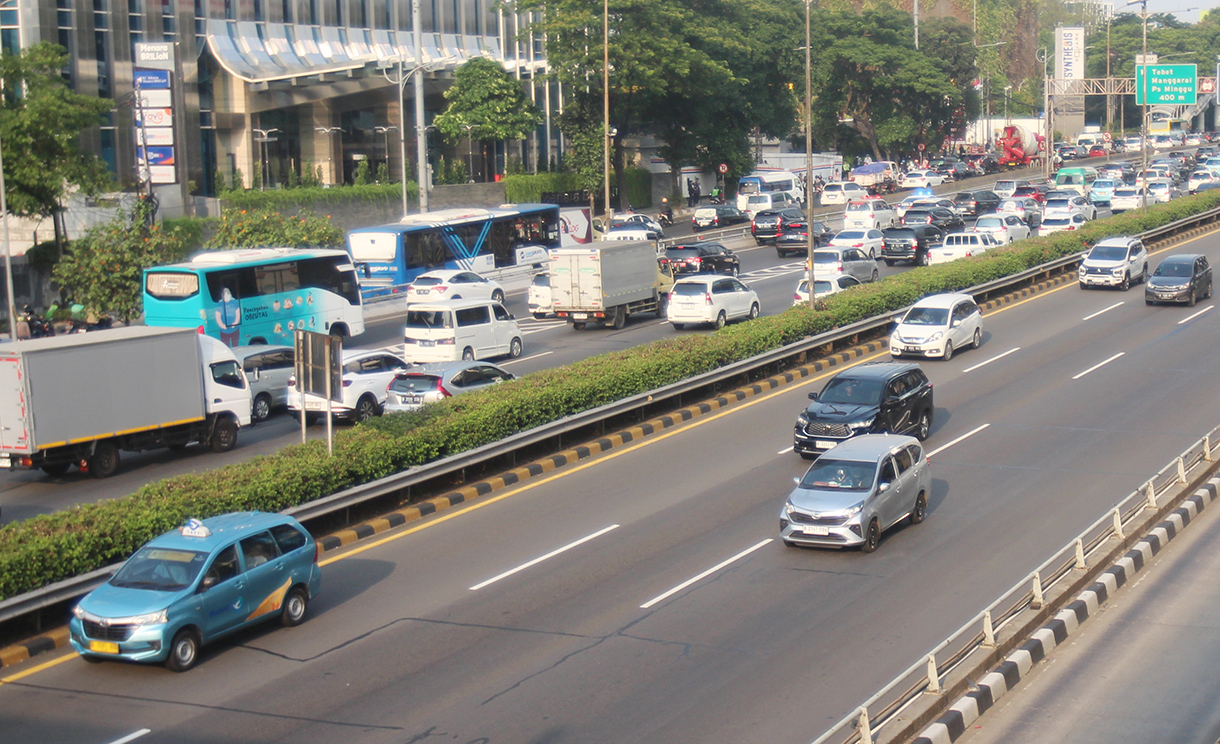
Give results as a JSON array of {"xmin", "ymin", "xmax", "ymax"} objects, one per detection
[{"xmin": 658, "ymin": 197, "xmax": 674, "ymax": 226}]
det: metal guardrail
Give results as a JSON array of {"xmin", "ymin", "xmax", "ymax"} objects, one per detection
[{"xmin": 1, "ymin": 199, "xmax": 1216, "ymax": 628}]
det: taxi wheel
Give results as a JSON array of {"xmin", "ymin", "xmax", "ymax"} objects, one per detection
[
  {"xmin": 861, "ymin": 519, "xmax": 881, "ymax": 553},
  {"xmin": 281, "ymin": 587, "xmax": 309, "ymax": 627},
  {"xmin": 166, "ymin": 629, "xmax": 200, "ymax": 672}
]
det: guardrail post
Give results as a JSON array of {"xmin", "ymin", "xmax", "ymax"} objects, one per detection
[
  {"xmin": 1113, "ymin": 508, "xmax": 1125, "ymax": 540},
  {"xmin": 1146, "ymin": 481, "xmax": 1158, "ymax": 510},
  {"xmin": 1074, "ymin": 538, "xmax": 1087, "ymax": 570},
  {"xmin": 857, "ymin": 707, "xmax": 873, "ymax": 744},
  {"xmin": 1205, "ymin": 435, "xmax": 1213, "ymax": 462},
  {"xmin": 1031, "ymin": 572, "xmax": 1044, "ymax": 610},
  {"xmin": 982, "ymin": 610, "xmax": 996, "ymax": 647},
  {"xmin": 925, "ymin": 653, "xmax": 941, "ymax": 694},
  {"xmin": 1177, "ymin": 456, "xmax": 1187, "ymax": 484}
]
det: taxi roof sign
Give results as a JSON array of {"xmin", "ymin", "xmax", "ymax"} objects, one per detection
[{"xmin": 180, "ymin": 518, "xmax": 212, "ymax": 538}]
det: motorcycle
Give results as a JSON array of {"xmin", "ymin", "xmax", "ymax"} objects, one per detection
[
  {"xmin": 658, "ymin": 209, "xmax": 674, "ymax": 227},
  {"xmin": 18, "ymin": 306, "xmax": 54, "ymax": 338}
]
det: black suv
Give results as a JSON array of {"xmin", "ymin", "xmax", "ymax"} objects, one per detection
[
  {"xmin": 751, "ymin": 208, "xmax": 807, "ymax": 245},
  {"xmin": 662, "ymin": 242, "xmax": 741, "ymax": 276},
  {"xmin": 793, "ymin": 362, "xmax": 934, "ymax": 459},
  {"xmin": 881, "ymin": 226, "xmax": 943, "ymax": 266},
  {"xmin": 775, "ymin": 220, "xmax": 832, "ymax": 257},
  {"xmin": 952, "ymin": 190, "xmax": 1001, "ymax": 217}
]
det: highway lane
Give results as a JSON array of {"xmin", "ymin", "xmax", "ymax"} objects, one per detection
[{"xmin": 5, "ymin": 228, "xmax": 1220, "ymax": 744}]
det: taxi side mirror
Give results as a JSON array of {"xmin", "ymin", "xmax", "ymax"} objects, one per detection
[{"xmin": 198, "ymin": 575, "xmax": 217, "ymax": 593}]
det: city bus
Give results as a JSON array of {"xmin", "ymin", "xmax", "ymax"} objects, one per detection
[
  {"xmin": 143, "ymin": 248, "xmax": 365, "ymax": 347},
  {"xmin": 735, "ymin": 171, "xmax": 804, "ymax": 211},
  {"xmin": 346, "ymin": 204, "xmax": 561, "ymax": 299}
]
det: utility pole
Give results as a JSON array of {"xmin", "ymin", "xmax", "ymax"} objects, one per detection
[{"xmin": 805, "ymin": 0, "xmax": 815, "ymax": 309}]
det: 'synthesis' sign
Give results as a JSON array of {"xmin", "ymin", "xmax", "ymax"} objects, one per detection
[{"xmin": 1136, "ymin": 64, "xmax": 1197, "ymax": 105}]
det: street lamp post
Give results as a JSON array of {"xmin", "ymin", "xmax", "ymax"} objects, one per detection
[
  {"xmin": 603, "ymin": 0, "xmax": 612, "ymax": 238},
  {"xmin": 805, "ymin": 0, "xmax": 815, "ymax": 308},
  {"xmin": 976, "ymin": 42, "xmax": 1007, "ymax": 152},
  {"xmin": 0, "ymin": 129, "xmax": 13, "ymax": 341},
  {"xmin": 375, "ymin": 125, "xmax": 398, "ymax": 179},
  {"xmin": 1038, "ymin": 47, "xmax": 1052, "ymax": 180},
  {"xmin": 1127, "ymin": 0, "xmax": 1149, "ymax": 206},
  {"xmin": 383, "ymin": 54, "xmax": 456, "ymax": 218},
  {"xmin": 314, "ymin": 126, "xmax": 343, "ymax": 184},
  {"xmin": 252, "ymin": 127, "xmax": 280, "ymax": 191}
]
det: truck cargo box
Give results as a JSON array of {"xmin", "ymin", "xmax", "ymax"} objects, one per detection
[
  {"xmin": 0, "ymin": 327, "xmax": 206, "ymax": 454},
  {"xmin": 549, "ymin": 241, "xmax": 659, "ymax": 311}
]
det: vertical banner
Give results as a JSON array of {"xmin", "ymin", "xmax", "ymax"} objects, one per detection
[
  {"xmin": 133, "ymin": 43, "xmax": 178, "ymax": 185},
  {"xmin": 1055, "ymin": 27, "xmax": 1085, "ymax": 81}
]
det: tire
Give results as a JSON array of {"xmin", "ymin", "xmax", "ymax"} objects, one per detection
[
  {"xmin": 533, "ymin": 312, "xmax": 547, "ymax": 320},
  {"xmin": 972, "ymin": 327, "xmax": 982, "ymax": 349},
  {"xmin": 861, "ymin": 519, "xmax": 881, "ymax": 553},
  {"xmin": 731, "ymin": 265, "xmax": 740, "ymax": 277},
  {"xmin": 353, "ymin": 395, "xmax": 379, "ymax": 423},
  {"xmin": 41, "ymin": 462, "xmax": 71, "ymax": 477},
  {"xmin": 869, "ymin": 248, "xmax": 877, "ymax": 260},
  {"xmin": 297, "ymin": 411, "xmax": 322, "ymax": 426},
  {"xmin": 714, "ymin": 311, "xmax": 727, "ymax": 330},
  {"xmin": 611, "ymin": 306, "xmax": 627, "ymax": 330},
  {"xmin": 748, "ymin": 302, "xmax": 760, "ymax": 320},
  {"xmin": 209, "ymin": 417, "xmax": 239, "ymax": 453},
  {"xmin": 573, "ymin": 322, "xmax": 586, "ymax": 330},
  {"xmin": 462, "ymin": 347, "xmax": 475, "ymax": 361},
  {"xmin": 910, "ymin": 491, "xmax": 928, "ymax": 525},
  {"xmin": 1141, "ymin": 263, "xmax": 1149, "ymax": 284},
  {"xmin": 885, "ymin": 259, "xmax": 895, "ymax": 267},
  {"xmin": 777, "ymin": 249, "xmax": 786, "ymax": 258},
  {"xmin": 919, "ymin": 251, "xmax": 930, "ymax": 267},
  {"xmin": 87, "ymin": 441, "xmax": 120, "ymax": 479},
  {"xmin": 671, "ymin": 323, "xmax": 684, "ymax": 330},
  {"xmin": 656, "ymin": 294, "xmax": 669, "ymax": 318},
  {"xmin": 509, "ymin": 337, "xmax": 523, "ymax": 358},
  {"xmin": 942, "ymin": 340, "xmax": 954, "ymax": 361},
  {"xmin": 165, "ymin": 628, "xmax": 200, "ymax": 672},
  {"xmin": 1119, "ymin": 273, "xmax": 1130, "ymax": 291},
  {"xmin": 280, "ymin": 586, "xmax": 308, "ymax": 628},
  {"xmin": 491, "ymin": 289, "xmax": 505, "ymax": 304},
  {"xmin": 1189, "ymin": 288, "xmax": 1198, "ymax": 307},
  {"xmin": 870, "ymin": 268, "xmax": 879, "ymax": 282},
  {"xmin": 1079, "ymin": 282, "xmax": 1088, "ymax": 290},
  {"xmin": 915, "ymin": 409, "xmax": 932, "ymax": 441},
  {"xmin": 252, "ymin": 393, "xmax": 272, "ymax": 422}
]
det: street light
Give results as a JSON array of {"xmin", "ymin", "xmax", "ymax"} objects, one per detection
[
  {"xmin": 1126, "ymin": 0, "xmax": 1151, "ymax": 206},
  {"xmin": 314, "ymin": 126, "xmax": 343, "ymax": 184},
  {"xmin": 375, "ymin": 125, "xmax": 398, "ymax": 179},
  {"xmin": 805, "ymin": 0, "xmax": 815, "ymax": 308},
  {"xmin": 1038, "ymin": 46, "xmax": 1052, "ymax": 180},
  {"xmin": 252, "ymin": 127, "xmax": 280, "ymax": 191},
  {"xmin": 603, "ymin": 0, "xmax": 612, "ymax": 238},
  {"xmin": 976, "ymin": 41, "xmax": 1008, "ymax": 149},
  {"xmin": 382, "ymin": 51, "xmax": 457, "ymax": 217}
]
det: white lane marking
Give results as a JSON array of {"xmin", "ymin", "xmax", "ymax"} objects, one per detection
[
  {"xmin": 521, "ymin": 326, "xmax": 565, "ymax": 336},
  {"xmin": 961, "ymin": 347, "xmax": 1021, "ymax": 373},
  {"xmin": 777, "ymin": 445, "xmax": 795, "ymax": 454},
  {"xmin": 1082, "ymin": 301, "xmax": 1124, "ymax": 321},
  {"xmin": 105, "ymin": 731, "xmax": 152, "ymax": 744},
  {"xmin": 1072, "ymin": 352, "xmax": 1125, "ymax": 380},
  {"xmin": 927, "ymin": 423, "xmax": 991, "ymax": 458},
  {"xmin": 1178, "ymin": 305, "xmax": 1214, "ymax": 324},
  {"xmin": 469, "ymin": 525, "xmax": 620, "ymax": 590},
  {"xmin": 501, "ymin": 351, "xmax": 553, "ymax": 366},
  {"xmin": 640, "ymin": 539, "xmax": 773, "ymax": 609}
]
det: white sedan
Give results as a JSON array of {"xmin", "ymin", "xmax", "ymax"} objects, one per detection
[
  {"xmin": 973, "ymin": 214, "xmax": 1031, "ymax": 243},
  {"xmin": 667, "ymin": 275, "xmax": 760, "ymax": 330},
  {"xmin": 792, "ymin": 274, "xmax": 863, "ymax": 306},
  {"xmin": 899, "ymin": 170, "xmax": 945, "ymax": 189},
  {"xmin": 405, "ymin": 270, "xmax": 506, "ymax": 304},
  {"xmin": 827, "ymin": 228, "xmax": 886, "ymax": 260}
]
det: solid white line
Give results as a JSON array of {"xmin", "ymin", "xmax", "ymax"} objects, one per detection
[
  {"xmin": 501, "ymin": 351, "xmax": 553, "ymax": 366},
  {"xmin": 1072, "ymin": 352, "xmax": 1125, "ymax": 380},
  {"xmin": 1178, "ymin": 305, "xmax": 1214, "ymax": 325},
  {"xmin": 640, "ymin": 539, "xmax": 773, "ymax": 609},
  {"xmin": 469, "ymin": 525, "xmax": 620, "ymax": 590},
  {"xmin": 777, "ymin": 445, "xmax": 795, "ymax": 454},
  {"xmin": 962, "ymin": 347, "xmax": 1021, "ymax": 373},
  {"xmin": 1082, "ymin": 301, "xmax": 1124, "ymax": 321},
  {"xmin": 105, "ymin": 731, "xmax": 152, "ymax": 744},
  {"xmin": 927, "ymin": 423, "xmax": 991, "ymax": 458}
]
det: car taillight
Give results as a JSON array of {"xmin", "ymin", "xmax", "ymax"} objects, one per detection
[
  {"xmin": 438, "ymin": 338, "xmax": 455, "ymax": 345},
  {"xmin": 434, "ymin": 285, "xmax": 449, "ymax": 294},
  {"xmin": 314, "ymin": 542, "xmax": 321, "ymax": 563},
  {"xmin": 851, "ymin": 242, "xmax": 863, "ymax": 248},
  {"xmin": 438, "ymin": 384, "xmax": 453, "ymax": 398},
  {"xmin": 794, "ymin": 292, "xmax": 802, "ymax": 300},
  {"xmin": 705, "ymin": 292, "xmax": 714, "ymax": 305},
  {"xmin": 196, "ymin": 326, "xmax": 205, "ymax": 335},
  {"xmin": 342, "ymin": 379, "xmax": 352, "ymax": 387},
  {"xmin": 1066, "ymin": 225, "xmax": 1076, "ymax": 230},
  {"xmin": 287, "ymin": 375, "xmax": 296, "ymax": 386},
  {"xmin": 837, "ymin": 261, "xmax": 844, "ymax": 272}
]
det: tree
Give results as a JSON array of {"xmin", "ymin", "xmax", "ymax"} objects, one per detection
[
  {"xmin": 205, "ymin": 208, "xmax": 344, "ymax": 249},
  {"xmin": 434, "ymin": 57, "xmax": 542, "ymax": 180},
  {"xmin": 52, "ymin": 199, "xmax": 185, "ymax": 323},
  {"xmin": 0, "ymin": 43, "xmax": 113, "ymax": 251}
]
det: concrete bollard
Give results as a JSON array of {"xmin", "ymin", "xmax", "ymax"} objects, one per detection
[{"xmin": 1031, "ymin": 571, "xmax": 1044, "ymax": 610}]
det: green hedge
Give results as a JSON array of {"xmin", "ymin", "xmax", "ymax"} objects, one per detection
[
  {"xmin": 2, "ymin": 192, "xmax": 1218, "ymax": 600},
  {"xmin": 219, "ymin": 183, "xmax": 417, "ymax": 212},
  {"xmin": 502, "ymin": 168, "xmax": 653, "ymax": 208}
]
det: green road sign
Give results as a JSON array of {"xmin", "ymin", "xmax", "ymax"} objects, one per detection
[{"xmin": 1136, "ymin": 64, "xmax": 1197, "ymax": 105}]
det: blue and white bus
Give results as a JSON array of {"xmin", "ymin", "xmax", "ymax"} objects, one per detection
[
  {"xmin": 735, "ymin": 171, "xmax": 805, "ymax": 211},
  {"xmin": 143, "ymin": 248, "xmax": 365, "ymax": 347},
  {"xmin": 346, "ymin": 204, "xmax": 561, "ymax": 299}
]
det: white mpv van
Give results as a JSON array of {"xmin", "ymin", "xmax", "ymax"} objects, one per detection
[
  {"xmin": 402, "ymin": 299, "xmax": 524, "ymax": 363},
  {"xmin": 928, "ymin": 232, "xmax": 1001, "ymax": 265}
]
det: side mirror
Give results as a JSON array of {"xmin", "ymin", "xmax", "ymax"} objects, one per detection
[
  {"xmin": 509, "ymin": 313, "xmax": 516, "ymax": 320},
  {"xmin": 199, "ymin": 575, "xmax": 217, "ymax": 592},
  {"xmin": 951, "ymin": 319, "xmax": 962, "ymax": 328},
  {"xmin": 878, "ymin": 482, "xmax": 891, "ymax": 493},
  {"xmin": 807, "ymin": 391, "xmax": 818, "ymax": 400},
  {"xmin": 793, "ymin": 477, "xmax": 801, "ymax": 485}
]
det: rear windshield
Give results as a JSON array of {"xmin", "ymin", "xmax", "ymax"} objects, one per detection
[
  {"xmin": 834, "ymin": 231, "xmax": 866, "ymax": 240},
  {"xmin": 672, "ymin": 282, "xmax": 707, "ymax": 296},
  {"xmin": 412, "ymin": 276, "xmax": 443, "ymax": 286},
  {"xmin": 405, "ymin": 309, "xmax": 453, "ymax": 329},
  {"xmin": 845, "ymin": 202, "xmax": 872, "ymax": 212},
  {"xmin": 1042, "ymin": 217, "xmax": 1071, "ymax": 225},
  {"xmin": 666, "ymin": 248, "xmax": 700, "ymax": 258},
  {"xmin": 995, "ymin": 181, "xmax": 1016, "ymax": 190},
  {"xmin": 975, "ymin": 218, "xmax": 1002, "ymax": 228},
  {"xmin": 812, "ymin": 251, "xmax": 840, "ymax": 264},
  {"xmin": 747, "ymin": 196, "xmax": 770, "ymax": 205},
  {"xmin": 694, "ymin": 209, "xmax": 717, "ymax": 218},
  {"xmin": 532, "ymin": 273, "xmax": 549, "ymax": 287},
  {"xmin": 388, "ymin": 374, "xmax": 441, "ymax": 393}
]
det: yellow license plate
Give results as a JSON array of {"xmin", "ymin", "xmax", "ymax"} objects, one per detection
[{"xmin": 88, "ymin": 640, "xmax": 119, "ymax": 654}]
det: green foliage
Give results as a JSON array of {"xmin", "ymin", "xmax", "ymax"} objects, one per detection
[
  {"xmin": 503, "ymin": 172, "xmax": 587, "ymax": 203},
  {"xmin": 220, "ymin": 183, "xmax": 416, "ymax": 211},
  {"xmin": 5, "ymin": 192, "xmax": 1220, "ymax": 600},
  {"xmin": 286, "ymin": 164, "xmax": 301, "ymax": 188},
  {"xmin": 205, "ymin": 208, "xmax": 345, "ymax": 249},
  {"xmin": 213, "ymin": 167, "xmax": 227, "ymax": 193},
  {"xmin": 353, "ymin": 159, "xmax": 373, "ymax": 185},
  {"xmin": 24, "ymin": 240, "xmax": 60, "ymax": 276},
  {"xmin": 51, "ymin": 199, "xmax": 186, "ymax": 322},
  {"xmin": 624, "ymin": 167, "xmax": 653, "ymax": 209},
  {"xmin": 232, "ymin": 168, "xmax": 246, "ymax": 190},
  {"xmin": 160, "ymin": 216, "xmax": 209, "ymax": 254},
  {"xmin": 433, "ymin": 57, "xmax": 542, "ymax": 144},
  {"xmin": 374, "ymin": 162, "xmax": 389, "ymax": 184}
]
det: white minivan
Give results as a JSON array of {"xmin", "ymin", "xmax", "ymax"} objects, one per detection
[
  {"xmin": 928, "ymin": 232, "xmax": 1002, "ymax": 265},
  {"xmin": 402, "ymin": 299, "xmax": 524, "ymax": 363}
]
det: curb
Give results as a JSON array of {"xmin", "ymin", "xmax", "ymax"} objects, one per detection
[
  {"xmin": 0, "ymin": 627, "xmax": 68, "ymax": 674},
  {"xmin": 911, "ymin": 477, "xmax": 1220, "ymax": 744}
]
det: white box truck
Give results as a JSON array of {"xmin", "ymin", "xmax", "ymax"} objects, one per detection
[
  {"xmin": 549, "ymin": 240, "xmax": 676, "ymax": 330},
  {"xmin": 0, "ymin": 326, "xmax": 252, "ymax": 478}
]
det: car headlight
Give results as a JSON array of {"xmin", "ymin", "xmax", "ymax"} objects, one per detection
[
  {"xmin": 847, "ymin": 417, "xmax": 875, "ymax": 430},
  {"xmin": 1111, "ymin": 268, "xmax": 1125, "ymax": 276},
  {"xmin": 841, "ymin": 502, "xmax": 865, "ymax": 518},
  {"xmin": 927, "ymin": 331, "xmax": 943, "ymax": 343},
  {"xmin": 122, "ymin": 610, "xmax": 170, "ymax": 626},
  {"xmin": 785, "ymin": 501, "xmax": 797, "ymax": 516},
  {"xmin": 797, "ymin": 414, "xmax": 810, "ymax": 426},
  {"xmin": 72, "ymin": 605, "xmax": 85, "ymax": 619}
]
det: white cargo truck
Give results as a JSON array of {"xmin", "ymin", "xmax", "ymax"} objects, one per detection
[
  {"xmin": 0, "ymin": 326, "xmax": 253, "ymax": 478},
  {"xmin": 549, "ymin": 240, "xmax": 675, "ymax": 329}
]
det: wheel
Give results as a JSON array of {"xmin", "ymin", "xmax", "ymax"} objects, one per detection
[
  {"xmin": 910, "ymin": 491, "xmax": 928, "ymax": 525},
  {"xmin": 1189, "ymin": 288, "xmax": 1198, "ymax": 307},
  {"xmin": 869, "ymin": 247, "xmax": 876, "ymax": 260},
  {"xmin": 297, "ymin": 411, "xmax": 322, "ymax": 426},
  {"xmin": 942, "ymin": 340, "xmax": 954, "ymax": 361},
  {"xmin": 1079, "ymin": 282, "xmax": 1088, "ymax": 290},
  {"xmin": 509, "ymin": 337, "xmax": 523, "ymax": 358},
  {"xmin": 656, "ymin": 294, "xmax": 669, "ymax": 318},
  {"xmin": 861, "ymin": 519, "xmax": 881, "ymax": 553},
  {"xmin": 748, "ymin": 302, "xmax": 760, "ymax": 320},
  {"xmin": 533, "ymin": 312, "xmax": 547, "ymax": 320},
  {"xmin": 1119, "ymin": 273, "xmax": 1130, "ymax": 291},
  {"xmin": 611, "ymin": 306, "xmax": 627, "ymax": 330},
  {"xmin": 209, "ymin": 417, "xmax": 239, "ymax": 452},
  {"xmin": 919, "ymin": 251, "xmax": 930, "ymax": 267},
  {"xmin": 714, "ymin": 311, "xmax": 727, "ymax": 330},
  {"xmin": 462, "ymin": 347, "xmax": 475, "ymax": 361},
  {"xmin": 491, "ymin": 289, "xmax": 505, "ymax": 304},
  {"xmin": 252, "ymin": 393, "xmax": 272, "ymax": 422},
  {"xmin": 777, "ymin": 249, "xmax": 786, "ymax": 258},
  {"xmin": 870, "ymin": 268, "xmax": 879, "ymax": 282},
  {"xmin": 1141, "ymin": 263, "xmax": 1148, "ymax": 284},
  {"xmin": 40, "ymin": 462, "xmax": 71, "ymax": 477},
  {"xmin": 915, "ymin": 409, "xmax": 932, "ymax": 441},
  {"xmin": 885, "ymin": 259, "xmax": 895, "ymax": 267},
  {"xmin": 87, "ymin": 441, "xmax": 120, "ymax": 479},
  {"xmin": 165, "ymin": 628, "xmax": 200, "ymax": 672},
  {"xmin": 730, "ymin": 265, "xmax": 740, "ymax": 277},
  {"xmin": 280, "ymin": 587, "xmax": 308, "ymax": 628},
  {"xmin": 353, "ymin": 395, "xmax": 379, "ymax": 423},
  {"xmin": 972, "ymin": 327, "xmax": 982, "ymax": 349},
  {"xmin": 573, "ymin": 322, "xmax": 586, "ymax": 330}
]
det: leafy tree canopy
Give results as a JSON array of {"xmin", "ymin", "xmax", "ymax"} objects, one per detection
[{"xmin": 434, "ymin": 57, "xmax": 542, "ymax": 143}]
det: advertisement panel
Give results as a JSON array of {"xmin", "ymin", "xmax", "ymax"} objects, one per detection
[{"xmin": 1055, "ymin": 26, "xmax": 1085, "ymax": 80}]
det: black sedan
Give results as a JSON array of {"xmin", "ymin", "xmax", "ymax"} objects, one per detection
[
  {"xmin": 662, "ymin": 242, "xmax": 741, "ymax": 276},
  {"xmin": 953, "ymin": 190, "xmax": 1001, "ymax": 217},
  {"xmin": 752, "ymin": 208, "xmax": 808, "ymax": 245},
  {"xmin": 881, "ymin": 226, "xmax": 943, "ymax": 266},
  {"xmin": 900, "ymin": 207, "xmax": 964, "ymax": 231},
  {"xmin": 775, "ymin": 220, "xmax": 832, "ymax": 258}
]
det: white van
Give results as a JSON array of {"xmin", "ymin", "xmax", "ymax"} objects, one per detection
[
  {"xmin": 928, "ymin": 232, "xmax": 1002, "ymax": 265},
  {"xmin": 741, "ymin": 190, "xmax": 797, "ymax": 217},
  {"xmin": 402, "ymin": 299, "xmax": 524, "ymax": 363}
]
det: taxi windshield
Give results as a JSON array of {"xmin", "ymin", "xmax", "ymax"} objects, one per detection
[{"xmin": 111, "ymin": 547, "xmax": 208, "ymax": 591}]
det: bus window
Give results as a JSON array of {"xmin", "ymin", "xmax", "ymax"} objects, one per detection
[
  {"xmin": 254, "ymin": 262, "xmax": 302, "ymax": 295},
  {"xmin": 145, "ymin": 272, "xmax": 199, "ymax": 300},
  {"xmin": 205, "ymin": 268, "xmax": 258, "ymax": 302},
  {"xmin": 297, "ymin": 257, "xmax": 361, "ymax": 306},
  {"xmin": 405, "ymin": 232, "xmax": 449, "ymax": 271}
]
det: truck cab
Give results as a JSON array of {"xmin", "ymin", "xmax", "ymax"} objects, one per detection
[{"xmin": 199, "ymin": 335, "xmax": 253, "ymax": 428}]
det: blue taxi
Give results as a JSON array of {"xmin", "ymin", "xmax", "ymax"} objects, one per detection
[{"xmin": 69, "ymin": 512, "xmax": 322, "ymax": 672}]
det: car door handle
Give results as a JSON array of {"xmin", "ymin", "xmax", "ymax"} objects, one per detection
[
  {"xmin": 213, "ymin": 398, "xmax": 222, "ymax": 403},
  {"xmin": 275, "ymin": 563, "xmax": 284, "ymax": 571},
  {"xmin": 235, "ymin": 580, "xmax": 246, "ymax": 590}
]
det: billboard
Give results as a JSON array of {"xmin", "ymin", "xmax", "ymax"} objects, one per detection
[{"xmin": 1055, "ymin": 26, "xmax": 1085, "ymax": 80}]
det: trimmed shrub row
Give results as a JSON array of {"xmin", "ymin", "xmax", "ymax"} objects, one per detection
[{"xmin": 2, "ymin": 192, "xmax": 1218, "ymax": 600}]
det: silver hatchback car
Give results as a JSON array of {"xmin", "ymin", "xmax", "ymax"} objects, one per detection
[
  {"xmin": 384, "ymin": 361, "xmax": 515, "ymax": 413},
  {"xmin": 780, "ymin": 434, "xmax": 931, "ymax": 552}
]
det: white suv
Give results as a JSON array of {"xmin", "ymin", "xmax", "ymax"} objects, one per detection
[
  {"xmin": 287, "ymin": 350, "xmax": 412, "ymax": 423},
  {"xmin": 1078, "ymin": 237, "xmax": 1149, "ymax": 290},
  {"xmin": 843, "ymin": 199, "xmax": 897, "ymax": 230}
]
